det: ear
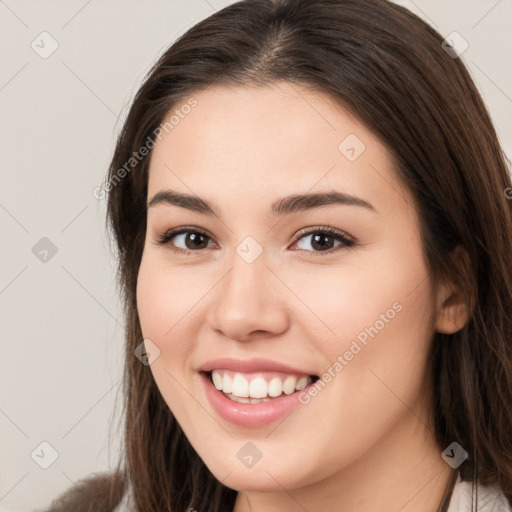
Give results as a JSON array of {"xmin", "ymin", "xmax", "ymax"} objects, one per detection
[{"xmin": 434, "ymin": 246, "xmax": 470, "ymax": 335}]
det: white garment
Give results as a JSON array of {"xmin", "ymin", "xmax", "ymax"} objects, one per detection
[
  {"xmin": 113, "ymin": 474, "xmax": 512, "ymax": 511},
  {"xmin": 113, "ymin": 478, "xmax": 132, "ymax": 511},
  {"xmin": 446, "ymin": 472, "xmax": 511, "ymax": 512}
]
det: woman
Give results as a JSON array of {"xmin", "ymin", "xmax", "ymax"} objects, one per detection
[{"xmin": 47, "ymin": 0, "xmax": 512, "ymax": 510}]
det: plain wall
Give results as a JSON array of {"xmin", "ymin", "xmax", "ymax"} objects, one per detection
[{"xmin": 0, "ymin": 0, "xmax": 510, "ymax": 510}]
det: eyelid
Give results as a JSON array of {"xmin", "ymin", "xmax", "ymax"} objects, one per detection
[
  {"xmin": 153, "ymin": 226, "xmax": 212, "ymax": 250},
  {"xmin": 153, "ymin": 224, "xmax": 356, "ymax": 255},
  {"xmin": 290, "ymin": 225, "xmax": 356, "ymax": 256},
  {"xmin": 292, "ymin": 225, "xmax": 354, "ymax": 244}
]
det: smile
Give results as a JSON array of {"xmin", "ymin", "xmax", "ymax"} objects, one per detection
[
  {"xmin": 208, "ymin": 369, "xmax": 315, "ymax": 403},
  {"xmin": 198, "ymin": 358, "xmax": 319, "ymax": 427}
]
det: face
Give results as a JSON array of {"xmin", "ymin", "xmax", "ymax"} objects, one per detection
[{"xmin": 136, "ymin": 82, "xmax": 451, "ymax": 494}]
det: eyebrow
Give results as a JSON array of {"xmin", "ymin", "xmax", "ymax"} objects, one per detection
[{"xmin": 147, "ymin": 189, "xmax": 377, "ymax": 217}]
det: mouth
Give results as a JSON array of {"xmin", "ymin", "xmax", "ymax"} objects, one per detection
[
  {"xmin": 198, "ymin": 358, "xmax": 321, "ymax": 426},
  {"xmin": 203, "ymin": 369, "xmax": 320, "ymax": 404}
]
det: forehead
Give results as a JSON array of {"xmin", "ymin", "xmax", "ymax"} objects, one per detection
[{"xmin": 147, "ymin": 82, "xmax": 410, "ymax": 220}]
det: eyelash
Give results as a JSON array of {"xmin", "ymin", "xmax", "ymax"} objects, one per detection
[{"xmin": 154, "ymin": 225, "xmax": 356, "ymax": 257}]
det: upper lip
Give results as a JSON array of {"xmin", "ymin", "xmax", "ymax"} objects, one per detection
[{"xmin": 198, "ymin": 357, "xmax": 317, "ymax": 376}]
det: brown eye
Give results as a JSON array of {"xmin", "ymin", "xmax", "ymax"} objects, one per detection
[
  {"xmin": 155, "ymin": 228, "xmax": 213, "ymax": 255},
  {"xmin": 154, "ymin": 225, "xmax": 355, "ymax": 257},
  {"xmin": 179, "ymin": 231, "xmax": 210, "ymax": 250},
  {"xmin": 291, "ymin": 226, "xmax": 355, "ymax": 256}
]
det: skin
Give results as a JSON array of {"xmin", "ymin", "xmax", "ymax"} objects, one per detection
[{"xmin": 136, "ymin": 81, "xmax": 468, "ymax": 512}]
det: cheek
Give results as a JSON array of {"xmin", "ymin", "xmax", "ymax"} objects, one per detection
[
  {"xmin": 136, "ymin": 264, "xmax": 167, "ymax": 344},
  {"xmin": 136, "ymin": 256, "xmax": 202, "ymax": 420},
  {"xmin": 135, "ymin": 256, "xmax": 197, "ymax": 384},
  {"xmin": 284, "ymin": 247, "xmax": 433, "ymax": 359},
  {"xmin": 285, "ymin": 247, "xmax": 437, "ymax": 450},
  {"xmin": 284, "ymin": 259, "xmax": 435, "ymax": 473},
  {"xmin": 136, "ymin": 253, "xmax": 204, "ymax": 341}
]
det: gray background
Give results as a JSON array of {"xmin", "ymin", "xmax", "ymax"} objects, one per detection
[{"xmin": 0, "ymin": 1, "xmax": 510, "ymax": 510}]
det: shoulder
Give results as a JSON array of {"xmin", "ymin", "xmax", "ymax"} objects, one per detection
[
  {"xmin": 45, "ymin": 470, "xmax": 125, "ymax": 512},
  {"xmin": 447, "ymin": 473, "xmax": 512, "ymax": 512}
]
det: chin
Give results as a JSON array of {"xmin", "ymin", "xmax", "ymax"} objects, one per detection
[{"xmin": 196, "ymin": 446, "xmax": 317, "ymax": 493}]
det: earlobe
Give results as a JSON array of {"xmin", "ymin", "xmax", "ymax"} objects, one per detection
[
  {"xmin": 435, "ymin": 292, "xmax": 468, "ymax": 334},
  {"xmin": 434, "ymin": 246, "xmax": 471, "ymax": 334}
]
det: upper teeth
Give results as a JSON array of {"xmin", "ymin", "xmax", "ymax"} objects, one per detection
[{"xmin": 211, "ymin": 370, "xmax": 312, "ymax": 399}]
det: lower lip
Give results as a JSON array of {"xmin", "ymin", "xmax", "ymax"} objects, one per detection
[{"xmin": 200, "ymin": 372, "xmax": 313, "ymax": 428}]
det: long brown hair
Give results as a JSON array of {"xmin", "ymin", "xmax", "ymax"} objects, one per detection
[{"xmin": 54, "ymin": 0, "xmax": 512, "ymax": 510}]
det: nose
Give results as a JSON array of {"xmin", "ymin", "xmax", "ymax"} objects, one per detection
[{"xmin": 208, "ymin": 250, "xmax": 290, "ymax": 342}]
